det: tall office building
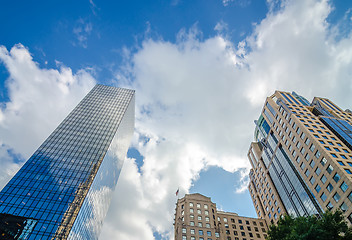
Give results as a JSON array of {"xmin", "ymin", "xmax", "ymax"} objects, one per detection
[
  {"xmin": 174, "ymin": 193, "xmax": 268, "ymax": 240},
  {"xmin": 0, "ymin": 84, "xmax": 135, "ymax": 239},
  {"xmin": 247, "ymin": 91, "xmax": 352, "ymax": 225}
]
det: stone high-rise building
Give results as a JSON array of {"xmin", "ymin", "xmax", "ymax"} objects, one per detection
[
  {"xmin": 0, "ymin": 85, "xmax": 135, "ymax": 239},
  {"xmin": 174, "ymin": 193, "xmax": 268, "ymax": 240},
  {"xmin": 247, "ymin": 91, "xmax": 352, "ymax": 225}
]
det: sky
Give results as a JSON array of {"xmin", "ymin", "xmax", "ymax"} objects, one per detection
[{"xmin": 0, "ymin": 0, "xmax": 352, "ymax": 239}]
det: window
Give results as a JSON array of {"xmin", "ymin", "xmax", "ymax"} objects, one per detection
[
  {"xmin": 348, "ymin": 192, "xmax": 352, "ymax": 203},
  {"xmin": 305, "ymin": 153, "xmax": 310, "ymax": 161},
  {"xmin": 309, "ymin": 176, "xmax": 315, "ymax": 185},
  {"xmin": 321, "ymin": 193, "xmax": 327, "ymax": 202},
  {"xmin": 190, "ymin": 221, "xmax": 195, "ymax": 226},
  {"xmin": 182, "ymin": 228, "xmax": 186, "ymax": 233},
  {"xmin": 327, "ymin": 183, "xmax": 333, "ymax": 192},
  {"xmin": 320, "ymin": 175, "xmax": 327, "ymax": 184},
  {"xmin": 315, "ymin": 184, "xmax": 321, "ymax": 193},
  {"xmin": 315, "ymin": 150, "xmax": 321, "ymax": 158},
  {"xmin": 205, "ymin": 210, "xmax": 209, "ymax": 215},
  {"xmin": 300, "ymin": 147, "xmax": 305, "ymax": 154},
  {"xmin": 305, "ymin": 169, "xmax": 310, "ymax": 177},
  {"xmin": 326, "ymin": 202, "xmax": 333, "ymax": 210},
  {"xmin": 199, "ymin": 230, "xmax": 204, "ymax": 235},
  {"xmin": 206, "ymin": 223, "xmax": 210, "ymax": 228},
  {"xmin": 321, "ymin": 157, "xmax": 327, "ymax": 166},
  {"xmin": 234, "ymin": 230, "xmax": 238, "ymax": 235},
  {"xmin": 241, "ymin": 232, "xmax": 246, "ymax": 236},
  {"xmin": 197, "ymin": 203, "xmax": 201, "ymax": 208},
  {"xmin": 310, "ymin": 144, "xmax": 315, "ymax": 152},
  {"xmin": 334, "ymin": 148, "xmax": 341, "ymax": 152},
  {"xmin": 240, "ymin": 225, "xmax": 244, "ymax": 230},
  {"xmin": 207, "ymin": 231, "xmax": 211, "ymax": 236},
  {"xmin": 190, "ymin": 215, "xmax": 194, "ymax": 220},
  {"xmin": 315, "ymin": 167, "xmax": 321, "ymax": 176},
  {"xmin": 338, "ymin": 161, "xmax": 345, "ymax": 166},
  {"xmin": 191, "ymin": 237, "xmax": 195, "ymax": 240},
  {"xmin": 197, "ymin": 209, "xmax": 201, "ymax": 214},
  {"xmin": 224, "ymin": 217, "xmax": 228, "ymax": 223},
  {"xmin": 198, "ymin": 216, "xmax": 202, "ymax": 221},
  {"xmin": 190, "ymin": 202, "xmax": 194, "ymax": 207},
  {"xmin": 333, "ymin": 173, "xmax": 341, "ymax": 183},
  {"xmin": 215, "ymin": 232, "xmax": 220, "ymax": 237},
  {"xmin": 341, "ymin": 182, "xmax": 348, "ymax": 192},
  {"xmin": 327, "ymin": 165, "xmax": 334, "ymax": 174},
  {"xmin": 198, "ymin": 222, "xmax": 203, "ymax": 227},
  {"xmin": 182, "ymin": 236, "xmax": 187, "ymax": 240},
  {"xmin": 238, "ymin": 220, "xmax": 242, "ymax": 224},
  {"xmin": 331, "ymin": 153, "xmax": 338, "ymax": 158},
  {"xmin": 204, "ymin": 204, "xmax": 208, "ymax": 209},
  {"xmin": 205, "ymin": 217, "xmax": 210, "ymax": 222},
  {"xmin": 305, "ymin": 138, "xmax": 311, "ymax": 145},
  {"xmin": 340, "ymin": 202, "xmax": 349, "ymax": 212},
  {"xmin": 345, "ymin": 169, "xmax": 352, "ymax": 174},
  {"xmin": 300, "ymin": 162, "xmax": 305, "ymax": 170},
  {"xmin": 334, "ymin": 192, "xmax": 341, "ymax": 202}
]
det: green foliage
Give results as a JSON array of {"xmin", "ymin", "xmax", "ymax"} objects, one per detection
[{"xmin": 266, "ymin": 210, "xmax": 352, "ymax": 240}]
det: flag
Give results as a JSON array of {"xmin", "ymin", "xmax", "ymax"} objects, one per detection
[{"xmin": 176, "ymin": 188, "xmax": 179, "ymax": 196}]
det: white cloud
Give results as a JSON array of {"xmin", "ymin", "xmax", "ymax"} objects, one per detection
[
  {"xmin": 103, "ymin": 0, "xmax": 352, "ymax": 239},
  {"xmin": 73, "ymin": 18, "xmax": 93, "ymax": 48},
  {"xmin": 1, "ymin": 1, "xmax": 352, "ymax": 240},
  {"xmin": 0, "ymin": 43, "xmax": 96, "ymax": 188}
]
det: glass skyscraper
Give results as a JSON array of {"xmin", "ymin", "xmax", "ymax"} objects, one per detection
[
  {"xmin": 0, "ymin": 84, "xmax": 135, "ymax": 239},
  {"xmin": 247, "ymin": 91, "xmax": 352, "ymax": 226}
]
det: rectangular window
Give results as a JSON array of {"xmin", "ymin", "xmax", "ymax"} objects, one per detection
[
  {"xmin": 333, "ymin": 192, "xmax": 341, "ymax": 202},
  {"xmin": 321, "ymin": 157, "xmax": 327, "ymax": 166},
  {"xmin": 315, "ymin": 167, "xmax": 321, "ymax": 176},
  {"xmin": 315, "ymin": 150, "xmax": 321, "ymax": 158},
  {"xmin": 340, "ymin": 202, "xmax": 349, "ymax": 212},
  {"xmin": 327, "ymin": 201, "xmax": 333, "ymax": 210},
  {"xmin": 321, "ymin": 193, "xmax": 327, "ymax": 202},
  {"xmin": 333, "ymin": 173, "xmax": 341, "ymax": 183},
  {"xmin": 315, "ymin": 184, "xmax": 321, "ymax": 193},
  {"xmin": 321, "ymin": 175, "xmax": 327, "ymax": 184},
  {"xmin": 327, "ymin": 165, "xmax": 334, "ymax": 174},
  {"xmin": 327, "ymin": 183, "xmax": 333, "ymax": 192},
  {"xmin": 310, "ymin": 176, "xmax": 315, "ymax": 185},
  {"xmin": 341, "ymin": 182, "xmax": 348, "ymax": 192},
  {"xmin": 338, "ymin": 161, "xmax": 345, "ymax": 166}
]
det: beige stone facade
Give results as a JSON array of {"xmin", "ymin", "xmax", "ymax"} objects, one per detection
[
  {"xmin": 248, "ymin": 91, "xmax": 352, "ymax": 226},
  {"xmin": 174, "ymin": 193, "xmax": 268, "ymax": 240}
]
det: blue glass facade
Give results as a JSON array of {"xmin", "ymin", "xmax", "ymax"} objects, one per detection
[{"xmin": 0, "ymin": 84, "xmax": 135, "ymax": 239}]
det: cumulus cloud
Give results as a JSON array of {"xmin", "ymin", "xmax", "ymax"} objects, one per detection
[
  {"xmin": 1, "ymin": 1, "xmax": 352, "ymax": 240},
  {"xmin": 102, "ymin": 0, "xmax": 352, "ymax": 239},
  {"xmin": 0, "ymin": 43, "xmax": 96, "ymax": 188}
]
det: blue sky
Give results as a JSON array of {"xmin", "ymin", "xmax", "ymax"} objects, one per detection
[{"xmin": 1, "ymin": 0, "xmax": 352, "ymax": 239}]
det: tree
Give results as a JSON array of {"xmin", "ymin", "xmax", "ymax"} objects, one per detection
[{"xmin": 266, "ymin": 210, "xmax": 352, "ymax": 240}]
